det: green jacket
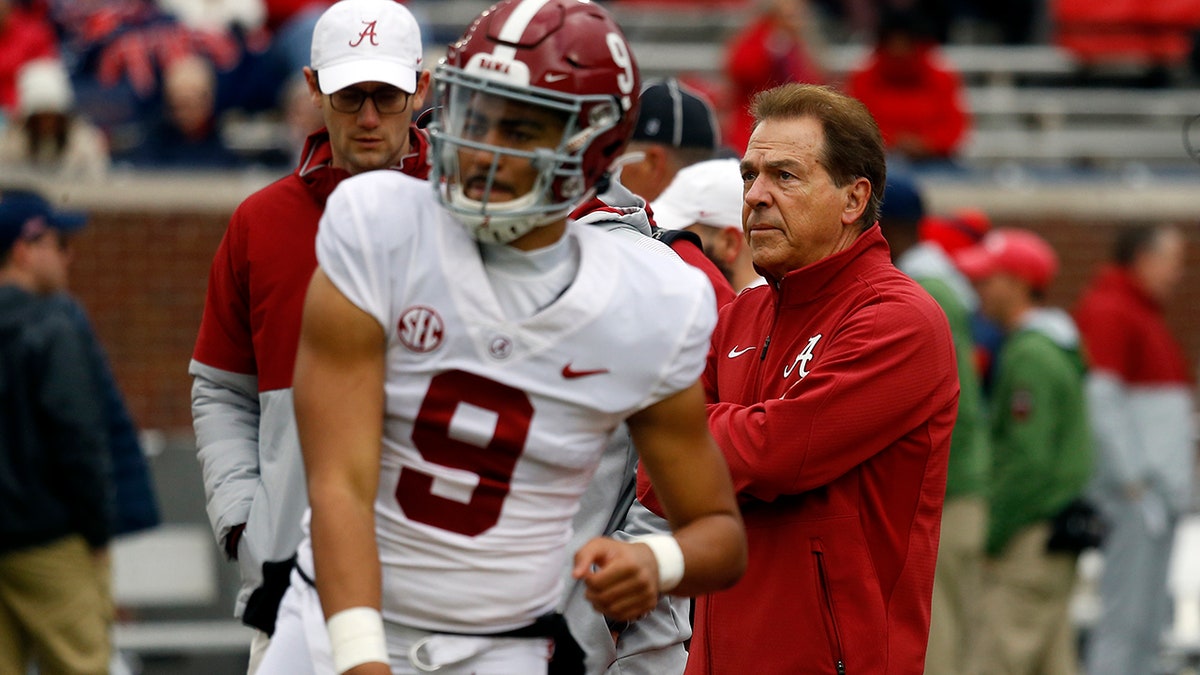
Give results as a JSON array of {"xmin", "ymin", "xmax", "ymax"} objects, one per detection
[
  {"xmin": 986, "ymin": 308, "xmax": 1093, "ymax": 555},
  {"xmin": 921, "ymin": 276, "xmax": 990, "ymax": 498},
  {"xmin": 898, "ymin": 243, "xmax": 990, "ymax": 499}
]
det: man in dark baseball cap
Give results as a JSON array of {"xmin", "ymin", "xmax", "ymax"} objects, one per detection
[
  {"xmin": 618, "ymin": 78, "xmax": 721, "ymax": 202},
  {"xmin": 0, "ymin": 189, "xmax": 87, "ymax": 261},
  {"xmin": 0, "ymin": 185, "xmax": 110, "ymax": 675}
]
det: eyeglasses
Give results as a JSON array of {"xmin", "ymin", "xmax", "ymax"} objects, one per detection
[{"xmin": 327, "ymin": 86, "xmax": 412, "ymax": 115}]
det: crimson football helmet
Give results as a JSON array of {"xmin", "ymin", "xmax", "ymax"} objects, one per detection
[{"xmin": 429, "ymin": 0, "xmax": 641, "ymax": 244}]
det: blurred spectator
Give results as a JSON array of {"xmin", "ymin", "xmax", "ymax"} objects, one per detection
[
  {"xmin": 618, "ymin": 78, "xmax": 721, "ymax": 203},
  {"xmin": 921, "ymin": 207, "xmax": 1005, "ymax": 388},
  {"xmin": 118, "ymin": 54, "xmax": 241, "ymax": 169},
  {"xmin": 1054, "ymin": 0, "xmax": 1200, "ymax": 84},
  {"xmin": 880, "ymin": 177, "xmax": 991, "ymax": 675},
  {"xmin": 0, "ymin": 0, "xmax": 58, "ymax": 116},
  {"xmin": 0, "ymin": 185, "xmax": 159, "ymax": 539},
  {"xmin": 0, "ymin": 59, "xmax": 110, "ymax": 181},
  {"xmin": 53, "ymin": 292, "xmax": 160, "ymax": 539},
  {"xmin": 956, "ymin": 229, "xmax": 1093, "ymax": 675},
  {"xmin": 651, "ymin": 158, "xmax": 765, "ymax": 292},
  {"xmin": 37, "ymin": 0, "xmax": 247, "ymax": 136},
  {"xmin": 723, "ymin": 0, "xmax": 826, "ymax": 154},
  {"xmin": 160, "ymin": 0, "xmax": 266, "ymax": 33},
  {"xmin": 264, "ymin": 0, "xmax": 333, "ymax": 32},
  {"xmin": 1074, "ymin": 224, "xmax": 1195, "ymax": 675},
  {"xmin": 244, "ymin": 1, "xmax": 333, "ymax": 109},
  {"xmin": 845, "ymin": 8, "xmax": 969, "ymax": 162},
  {"xmin": 0, "ymin": 188, "xmax": 112, "ymax": 675},
  {"xmin": 919, "ymin": 207, "xmax": 993, "ymax": 256},
  {"xmin": 278, "ymin": 71, "xmax": 324, "ymax": 165}
]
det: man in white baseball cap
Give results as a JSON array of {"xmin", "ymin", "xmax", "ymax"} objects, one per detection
[
  {"xmin": 190, "ymin": 1, "xmax": 432, "ymax": 673},
  {"xmin": 652, "ymin": 158, "xmax": 764, "ymax": 292},
  {"xmin": 310, "ymin": 0, "xmax": 422, "ymax": 95}
]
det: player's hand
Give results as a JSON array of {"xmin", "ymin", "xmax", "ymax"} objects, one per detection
[
  {"xmin": 345, "ymin": 662, "xmax": 391, "ymax": 675},
  {"xmin": 572, "ymin": 537, "xmax": 660, "ymax": 622}
]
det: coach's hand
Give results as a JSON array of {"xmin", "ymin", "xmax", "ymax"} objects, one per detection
[{"xmin": 572, "ymin": 537, "xmax": 660, "ymax": 622}]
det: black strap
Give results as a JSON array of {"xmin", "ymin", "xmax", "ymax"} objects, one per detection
[
  {"xmin": 296, "ymin": 559, "xmax": 316, "ymax": 588},
  {"xmin": 436, "ymin": 612, "xmax": 585, "ymax": 674},
  {"xmin": 243, "ymin": 555, "xmax": 298, "ymax": 636},
  {"xmin": 652, "ymin": 227, "xmax": 704, "ymax": 251}
]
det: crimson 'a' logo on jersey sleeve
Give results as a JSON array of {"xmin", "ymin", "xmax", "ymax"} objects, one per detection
[{"xmin": 399, "ymin": 306, "xmax": 444, "ymax": 353}]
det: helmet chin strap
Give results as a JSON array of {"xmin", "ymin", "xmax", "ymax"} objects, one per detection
[{"xmin": 451, "ymin": 184, "xmax": 567, "ymax": 244}]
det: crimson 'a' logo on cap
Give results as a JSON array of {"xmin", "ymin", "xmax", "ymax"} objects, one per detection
[{"xmin": 350, "ymin": 20, "xmax": 380, "ymax": 47}]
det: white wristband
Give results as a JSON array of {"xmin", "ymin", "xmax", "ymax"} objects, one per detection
[
  {"xmin": 327, "ymin": 607, "xmax": 388, "ymax": 674},
  {"xmin": 634, "ymin": 534, "xmax": 685, "ymax": 592}
]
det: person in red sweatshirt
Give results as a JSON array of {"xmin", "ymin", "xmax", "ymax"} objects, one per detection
[
  {"xmin": 846, "ymin": 8, "xmax": 969, "ymax": 162},
  {"xmin": 722, "ymin": 0, "xmax": 826, "ymax": 155},
  {"xmin": 1074, "ymin": 224, "xmax": 1195, "ymax": 675},
  {"xmin": 642, "ymin": 83, "xmax": 957, "ymax": 674},
  {"xmin": 189, "ymin": 1, "xmax": 431, "ymax": 670}
]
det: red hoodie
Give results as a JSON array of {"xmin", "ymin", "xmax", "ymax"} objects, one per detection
[{"xmin": 846, "ymin": 45, "xmax": 969, "ymax": 159}]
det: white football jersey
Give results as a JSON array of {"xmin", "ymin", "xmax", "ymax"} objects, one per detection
[{"xmin": 299, "ymin": 170, "xmax": 715, "ymax": 634}]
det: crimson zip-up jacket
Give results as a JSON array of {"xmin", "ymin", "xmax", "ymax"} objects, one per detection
[{"xmin": 650, "ymin": 226, "xmax": 957, "ymax": 675}]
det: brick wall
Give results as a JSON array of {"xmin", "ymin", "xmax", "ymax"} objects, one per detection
[
  {"xmin": 72, "ymin": 210, "xmax": 230, "ymax": 434},
  {"xmin": 62, "ymin": 196, "xmax": 1200, "ymax": 434}
]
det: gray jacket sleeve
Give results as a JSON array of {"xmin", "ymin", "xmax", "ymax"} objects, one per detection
[
  {"xmin": 1086, "ymin": 371, "xmax": 1144, "ymax": 491},
  {"xmin": 190, "ymin": 358, "xmax": 260, "ymax": 555},
  {"xmin": 561, "ymin": 427, "xmax": 690, "ymax": 675},
  {"xmin": 607, "ymin": 501, "xmax": 692, "ymax": 675}
]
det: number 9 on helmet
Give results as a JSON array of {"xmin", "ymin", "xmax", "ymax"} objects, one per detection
[{"xmin": 429, "ymin": 0, "xmax": 641, "ymax": 244}]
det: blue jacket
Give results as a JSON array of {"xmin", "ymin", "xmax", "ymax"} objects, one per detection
[
  {"xmin": 55, "ymin": 294, "xmax": 160, "ymax": 536},
  {"xmin": 0, "ymin": 286, "xmax": 113, "ymax": 553}
]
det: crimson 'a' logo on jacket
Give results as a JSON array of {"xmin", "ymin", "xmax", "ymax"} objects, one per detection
[{"xmin": 399, "ymin": 306, "xmax": 443, "ymax": 353}]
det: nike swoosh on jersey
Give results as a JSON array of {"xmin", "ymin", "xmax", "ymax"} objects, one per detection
[
  {"xmin": 562, "ymin": 363, "xmax": 610, "ymax": 379},
  {"xmin": 544, "ymin": 73, "xmax": 569, "ymax": 83},
  {"xmin": 727, "ymin": 345, "xmax": 756, "ymax": 358}
]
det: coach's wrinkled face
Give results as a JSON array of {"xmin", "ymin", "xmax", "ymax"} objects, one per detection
[
  {"xmin": 740, "ymin": 115, "xmax": 869, "ymax": 281},
  {"xmin": 305, "ymin": 68, "xmax": 430, "ymax": 176}
]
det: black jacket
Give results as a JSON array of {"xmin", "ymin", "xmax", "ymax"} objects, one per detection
[{"xmin": 0, "ymin": 285, "xmax": 112, "ymax": 554}]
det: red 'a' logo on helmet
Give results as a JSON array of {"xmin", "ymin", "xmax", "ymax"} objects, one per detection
[{"xmin": 350, "ymin": 20, "xmax": 380, "ymax": 47}]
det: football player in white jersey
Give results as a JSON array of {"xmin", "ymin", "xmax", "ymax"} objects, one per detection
[{"xmin": 257, "ymin": 1, "xmax": 747, "ymax": 674}]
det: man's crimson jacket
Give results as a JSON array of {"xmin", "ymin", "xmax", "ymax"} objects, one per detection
[
  {"xmin": 189, "ymin": 127, "xmax": 429, "ymax": 631},
  {"xmin": 646, "ymin": 225, "xmax": 958, "ymax": 675}
]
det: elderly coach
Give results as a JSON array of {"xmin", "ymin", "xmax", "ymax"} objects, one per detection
[{"xmin": 648, "ymin": 83, "xmax": 959, "ymax": 674}]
